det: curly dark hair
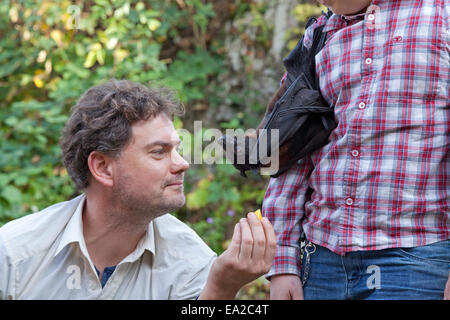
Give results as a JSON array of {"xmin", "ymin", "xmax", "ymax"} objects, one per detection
[{"xmin": 60, "ymin": 79, "xmax": 184, "ymax": 190}]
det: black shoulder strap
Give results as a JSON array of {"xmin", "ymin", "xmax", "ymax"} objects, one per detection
[
  {"xmin": 282, "ymin": 9, "xmax": 332, "ymax": 89},
  {"xmin": 308, "ymin": 10, "xmax": 331, "ymax": 89}
]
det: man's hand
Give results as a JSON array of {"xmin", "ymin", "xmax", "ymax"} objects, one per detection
[
  {"xmin": 199, "ymin": 212, "xmax": 276, "ymax": 299},
  {"xmin": 444, "ymin": 272, "xmax": 450, "ymax": 300},
  {"xmin": 270, "ymin": 274, "xmax": 304, "ymax": 300}
]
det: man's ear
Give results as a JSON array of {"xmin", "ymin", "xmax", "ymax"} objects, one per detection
[{"xmin": 87, "ymin": 151, "xmax": 115, "ymax": 187}]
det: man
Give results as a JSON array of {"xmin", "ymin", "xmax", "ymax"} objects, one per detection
[
  {"xmin": 265, "ymin": 0, "xmax": 449, "ymax": 299},
  {"xmin": 0, "ymin": 79, "xmax": 276, "ymax": 299}
]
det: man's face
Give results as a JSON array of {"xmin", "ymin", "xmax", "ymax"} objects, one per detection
[
  {"xmin": 111, "ymin": 114, "xmax": 189, "ymax": 219},
  {"xmin": 318, "ymin": 0, "xmax": 372, "ymax": 15}
]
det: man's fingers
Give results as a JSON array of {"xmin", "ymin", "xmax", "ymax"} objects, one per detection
[
  {"xmin": 261, "ymin": 217, "xmax": 277, "ymax": 264},
  {"xmin": 290, "ymin": 285, "xmax": 304, "ymax": 300},
  {"xmin": 238, "ymin": 218, "xmax": 253, "ymax": 261},
  {"xmin": 227, "ymin": 222, "xmax": 241, "ymax": 258},
  {"xmin": 270, "ymin": 274, "xmax": 304, "ymax": 300},
  {"xmin": 444, "ymin": 273, "xmax": 450, "ymax": 300},
  {"xmin": 247, "ymin": 212, "xmax": 266, "ymax": 260}
]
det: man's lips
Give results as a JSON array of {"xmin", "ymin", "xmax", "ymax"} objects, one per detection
[{"xmin": 165, "ymin": 181, "xmax": 184, "ymax": 187}]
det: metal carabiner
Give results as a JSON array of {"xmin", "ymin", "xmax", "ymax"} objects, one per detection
[
  {"xmin": 301, "ymin": 241, "xmax": 316, "ymax": 286},
  {"xmin": 305, "ymin": 242, "xmax": 316, "ymax": 255}
]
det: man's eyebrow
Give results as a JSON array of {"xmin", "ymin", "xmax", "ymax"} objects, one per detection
[{"xmin": 144, "ymin": 140, "xmax": 181, "ymax": 149}]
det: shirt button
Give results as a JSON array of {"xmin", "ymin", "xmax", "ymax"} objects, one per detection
[
  {"xmin": 351, "ymin": 150, "xmax": 359, "ymax": 157},
  {"xmin": 365, "ymin": 57, "xmax": 373, "ymax": 65},
  {"xmin": 345, "ymin": 198, "xmax": 354, "ymax": 206},
  {"xmin": 368, "ymin": 14, "xmax": 375, "ymax": 21},
  {"xmin": 358, "ymin": 102, "xmax": 366, "ymax": 109}
]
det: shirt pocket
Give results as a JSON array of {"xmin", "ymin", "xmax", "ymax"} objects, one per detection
[{"xmin": 383, "ymin": 33, "xmax": 446, "ymax": 102}]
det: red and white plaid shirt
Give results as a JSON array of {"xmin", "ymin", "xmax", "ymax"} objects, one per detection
[{"xmin": 263, "ymin": 0, "xmax": 449, "ymax": 278}]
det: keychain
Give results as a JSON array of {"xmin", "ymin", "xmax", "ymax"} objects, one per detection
[{"xmin": 301, "ymin": 241, "xmax": 316, "ymax": 286}]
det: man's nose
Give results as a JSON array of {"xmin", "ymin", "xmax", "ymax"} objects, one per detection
[{"xmin": 171, "ymin": 149, "xmax": 190, "ymax": 173}]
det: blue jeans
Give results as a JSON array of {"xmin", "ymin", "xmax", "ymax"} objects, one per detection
[{"xmin": 300, "ymin": 240, "xmax": 450, "ymax": 300}]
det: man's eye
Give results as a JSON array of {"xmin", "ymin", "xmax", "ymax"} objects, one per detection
[{"xmin": 152, "ymin": 149, "xmax": 165, "ymax": 155}]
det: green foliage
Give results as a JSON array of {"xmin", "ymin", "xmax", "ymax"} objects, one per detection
[
  {"xmin": 0, "ymin": 0, "xmax": 323, "ymax": 299},
  {"xmin": 0, "ymin": 0, "xmax": 224, "ymax": 224},
  {"xmin": 287, "ymin": 3, "xmax": 327, "ymax": 50}
]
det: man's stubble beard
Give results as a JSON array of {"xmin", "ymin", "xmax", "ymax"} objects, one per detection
[{"xmin": 112, "ymin": 172, "xmax": 186, "ymax": 223}]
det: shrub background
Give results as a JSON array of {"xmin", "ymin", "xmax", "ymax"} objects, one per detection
[{"xmin": 0, "ymin": 0, "xmax": 324, "ymax": 299}]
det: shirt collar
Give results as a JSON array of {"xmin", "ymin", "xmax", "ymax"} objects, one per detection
[
  {"xmin": 323, "ymin": 1, "xmax": 378, "ymax": 34},
  {"xmin": 54, "ymin": 194, "xmax": 156, "ymax": 262},
  {"xmin": 120, "ymin": 221, "xmax": 155, "ymax": 264},
  {"xmin": 322, "ymin": 13, "xmax": 346, "ymax": 33},
  {"xmin": 54, "ymin": 194, "xmax": 89, "ymax": 258}
]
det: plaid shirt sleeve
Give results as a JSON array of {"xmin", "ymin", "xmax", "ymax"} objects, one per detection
[
  {"xmin": 262, "ymin": 156, "xmax": 314, "ymax": 278},
  {"xmin": 261, "ymin": 13, "xmax": 328, "ymax": 279}
]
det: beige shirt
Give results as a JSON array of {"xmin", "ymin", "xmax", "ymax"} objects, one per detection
[{"xmin": 0, "ymin": 194, "xmax": 216, "ymax": 300}]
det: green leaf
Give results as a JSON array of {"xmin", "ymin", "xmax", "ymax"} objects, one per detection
[
  {"xmin": 84, "ymin": 51, "xmax": 97, "ymax": 68},
  {"xmin": 1, "ymin": 186, "xmax": 22, "ymax": 204},
  {"xmin": 4, "ymin": 116, "xmax": 18, "ymax": 127},
  {"xmin": 14, "ymin": 175, "xmax": 28, "ymax": 186}
]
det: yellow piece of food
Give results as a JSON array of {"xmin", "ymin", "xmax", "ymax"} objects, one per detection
[{"xmin": 254, "ymin": 209, "xmax": 262, "ymax": 220}]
